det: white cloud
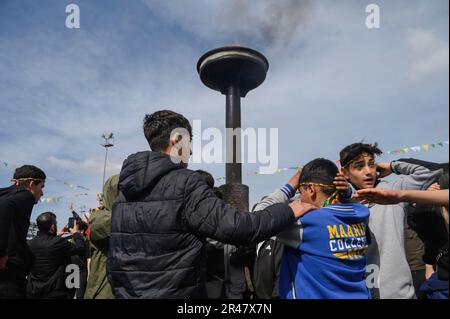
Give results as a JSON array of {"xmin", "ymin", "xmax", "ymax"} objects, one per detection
[
  {"xmin": 48, "ymin": 155, "xmax": 122, "ymax": 175},
  {"xmin": 407, "ymin": 29, "xmax": 449, "ymax": 81}
]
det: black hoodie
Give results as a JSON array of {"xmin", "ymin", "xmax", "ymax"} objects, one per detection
[
  {"xmin": 0, "ymin": 185, "xmax": 36, "ymax": 279},
  {"xmin": 108, "ymin": 151, "xmax": 295, "ymax": 299}
]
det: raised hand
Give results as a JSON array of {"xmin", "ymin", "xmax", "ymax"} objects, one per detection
[
  {"xmin": 427, "ymin": 183, "xmax": 440, "ymax": 192},
  {"xmin": 288, "ymin": 166, "xmax": 303, "ymax": 191},
  {"xmin": 333, "ymin": 172, "xmax": 349, "ymax": 194},
  {"xmin": 376, "ymin": 162, "xmax": 393, "ymax": 178}
]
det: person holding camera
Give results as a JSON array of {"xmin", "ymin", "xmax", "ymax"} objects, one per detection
[{"xmin": 26, "ymin": 212, "xmax": 86, "ymax": 299}]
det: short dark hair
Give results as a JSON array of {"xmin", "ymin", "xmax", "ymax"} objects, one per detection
[
  {"xmin": 143, "ymin": 110, "xmax": 192, "ymax": 152},
  {"xmin": 196, "ymin": 170, "xmax": 215, "ymax": 189},
  {"xmin": 13, "ymin": 165, "xmax": 46, "ymax": 187},
  {"xmin": 298, "ymin": 158, "xmax": 338, "ymax": 196},
  {"xmin": 339, "ymin": 142, "xmax": 383, "ymax": 168},
  {"xmin": 36, "ymin": 212, "xmax": 56, "ymax": 233}
]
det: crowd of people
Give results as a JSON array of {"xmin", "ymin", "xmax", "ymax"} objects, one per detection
[{"xmin": 0, "ymin": 110, "xmax": 448, "ymax": 299}]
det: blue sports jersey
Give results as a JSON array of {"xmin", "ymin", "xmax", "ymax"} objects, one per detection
[{"xmin": 279, "ymin": 203, "xmax": 371, "ymax": 299}]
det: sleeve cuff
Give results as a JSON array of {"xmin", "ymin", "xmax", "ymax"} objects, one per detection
[
  {"xmin": 390, "ymin": 161, "xmax": 399, "ymax": 175},
  {"xmin": 280, "ymin": 184, "xmax": 296, "ymax": 199},
  {"xmin": 341, "ymin": 184, "xmax": 354, "ymax": 200}
]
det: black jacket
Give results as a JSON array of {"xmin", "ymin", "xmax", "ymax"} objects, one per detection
[
  {"xmin": 0, "ymin": 186, "xmax": 35, "ymax": 280},
  {"xmin": 26, "ymin": 232, "xmax": 85, "ymax": 299},
  {"xmin": 108, "ymin": 151, "xmax": 295, "ymax": 299}
]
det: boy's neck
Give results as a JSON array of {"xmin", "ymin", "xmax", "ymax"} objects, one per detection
[{"xmin": 312, "ymin": 193, "xmax": 329, "ymax": 207}]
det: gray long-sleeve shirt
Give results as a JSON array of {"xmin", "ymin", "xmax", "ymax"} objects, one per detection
[{"xmin": 365, "ymin": 159, "xmax": 442, "ymax": 299}]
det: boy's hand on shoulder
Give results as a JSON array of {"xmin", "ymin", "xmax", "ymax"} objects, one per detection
[{"xmin": 289, "ymin": 199, "xmax": 317, "ymax": 219}]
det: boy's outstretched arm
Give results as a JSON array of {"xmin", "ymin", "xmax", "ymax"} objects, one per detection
[
  {"xmin": 182, "ymin": 172, "xmax": 313, "ymax": 246},
  {"xmin": 354, "ymin": 188, "xmax": 449, "ymax": 207}
]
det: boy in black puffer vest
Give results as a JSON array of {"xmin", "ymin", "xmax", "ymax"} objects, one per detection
[{"xmin": 108, "ymin": 110, "xmax": 315, "ymax": 299}]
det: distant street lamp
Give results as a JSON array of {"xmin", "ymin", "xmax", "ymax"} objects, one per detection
[{"xmin": 101, "ymin": 132, "xmax": 114, "ymax": 189}]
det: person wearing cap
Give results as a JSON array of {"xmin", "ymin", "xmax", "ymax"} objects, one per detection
[{"xmin": 0, "ymin": 165, "xmax": 46, "ymax": 299}]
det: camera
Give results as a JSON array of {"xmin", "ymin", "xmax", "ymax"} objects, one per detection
[
  {"xmin": 67, "ymin": 217, "xmax": 75, "ymax": 229},
  {"xmin": 67, "ymin": 211, "xmax": 82, "ymax": 230}
]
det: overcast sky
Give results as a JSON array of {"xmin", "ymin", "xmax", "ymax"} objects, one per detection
[{"xmin": 0, "ymin": 0, "xmax": 448, "ymax": 223}]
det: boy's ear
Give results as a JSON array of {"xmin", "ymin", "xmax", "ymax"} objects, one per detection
[
  {"xmin": 26, "ymin": 180, "xmax": 35, "ymax": 189},
  {"xmin": 308, "ymin": 185, "xmax": 316, "ymax": 197}
]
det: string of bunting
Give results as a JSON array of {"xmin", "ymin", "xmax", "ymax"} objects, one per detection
[
  {"xmin": 3, "ymin": 140, "xmax": 448, "ymax": 184},
  {"xmin": 39, "ymin": 192, "xmax": 90, "ymax": 204},
  {"xmin": 215, "ymin": 140, "xmax": 449, "ymax": 181}
]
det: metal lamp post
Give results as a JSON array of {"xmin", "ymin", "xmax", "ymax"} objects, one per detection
[
  {"xmin": 101, "ymin": 132, "xmax": 114, "ymax": 188},
  {"xmin": 197, "ymin": 46, "xmax": 269, "ymax": 299},
  {"xmin": 197, "ymin": 46, "xmax": 269, "ymax": 211}
]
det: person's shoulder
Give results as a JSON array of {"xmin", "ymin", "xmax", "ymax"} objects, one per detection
[
  {"xmin": 169, "ymin": 167, "xmax": 202, "ymax": 185},
  {"xmin": 352, "ymin": 202, "xmax": 371, "ymax": 216},
  {"xmin": 325, "ymin": 203, "xmax": 370, "ymax": 217},
  {"xmin": 173, "ymin": 169, "xmax": 213, "ymax": 197},
  {"xmin": 1, "ymin": 186, "xmax": 34, "ymax": 204},
  {"xmin": 324, "ymin": 203, "xmax": 356, "ymax": 211},
  {"xmin": 89, "ymin": 207, "xmax": 106, "ymax": 220},
  {"xmin": 13, "ymin": 188, "xmax": 34, "ymax": 200},
  {"xmin": 31, "ymin": 233, "xmax": 61, "ymax": 248},
  {"xmin": 350, "ymin": 202, "xmax": 369, "ymax": 209},
  {"xmin": 301, "ymin": 206, "xmax": 334, "ymax": 221}
]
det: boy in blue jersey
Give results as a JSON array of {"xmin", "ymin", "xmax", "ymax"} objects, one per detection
[{"xmin": 253, "ymin": 158, "xmax": 370, "ymax": 299}]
